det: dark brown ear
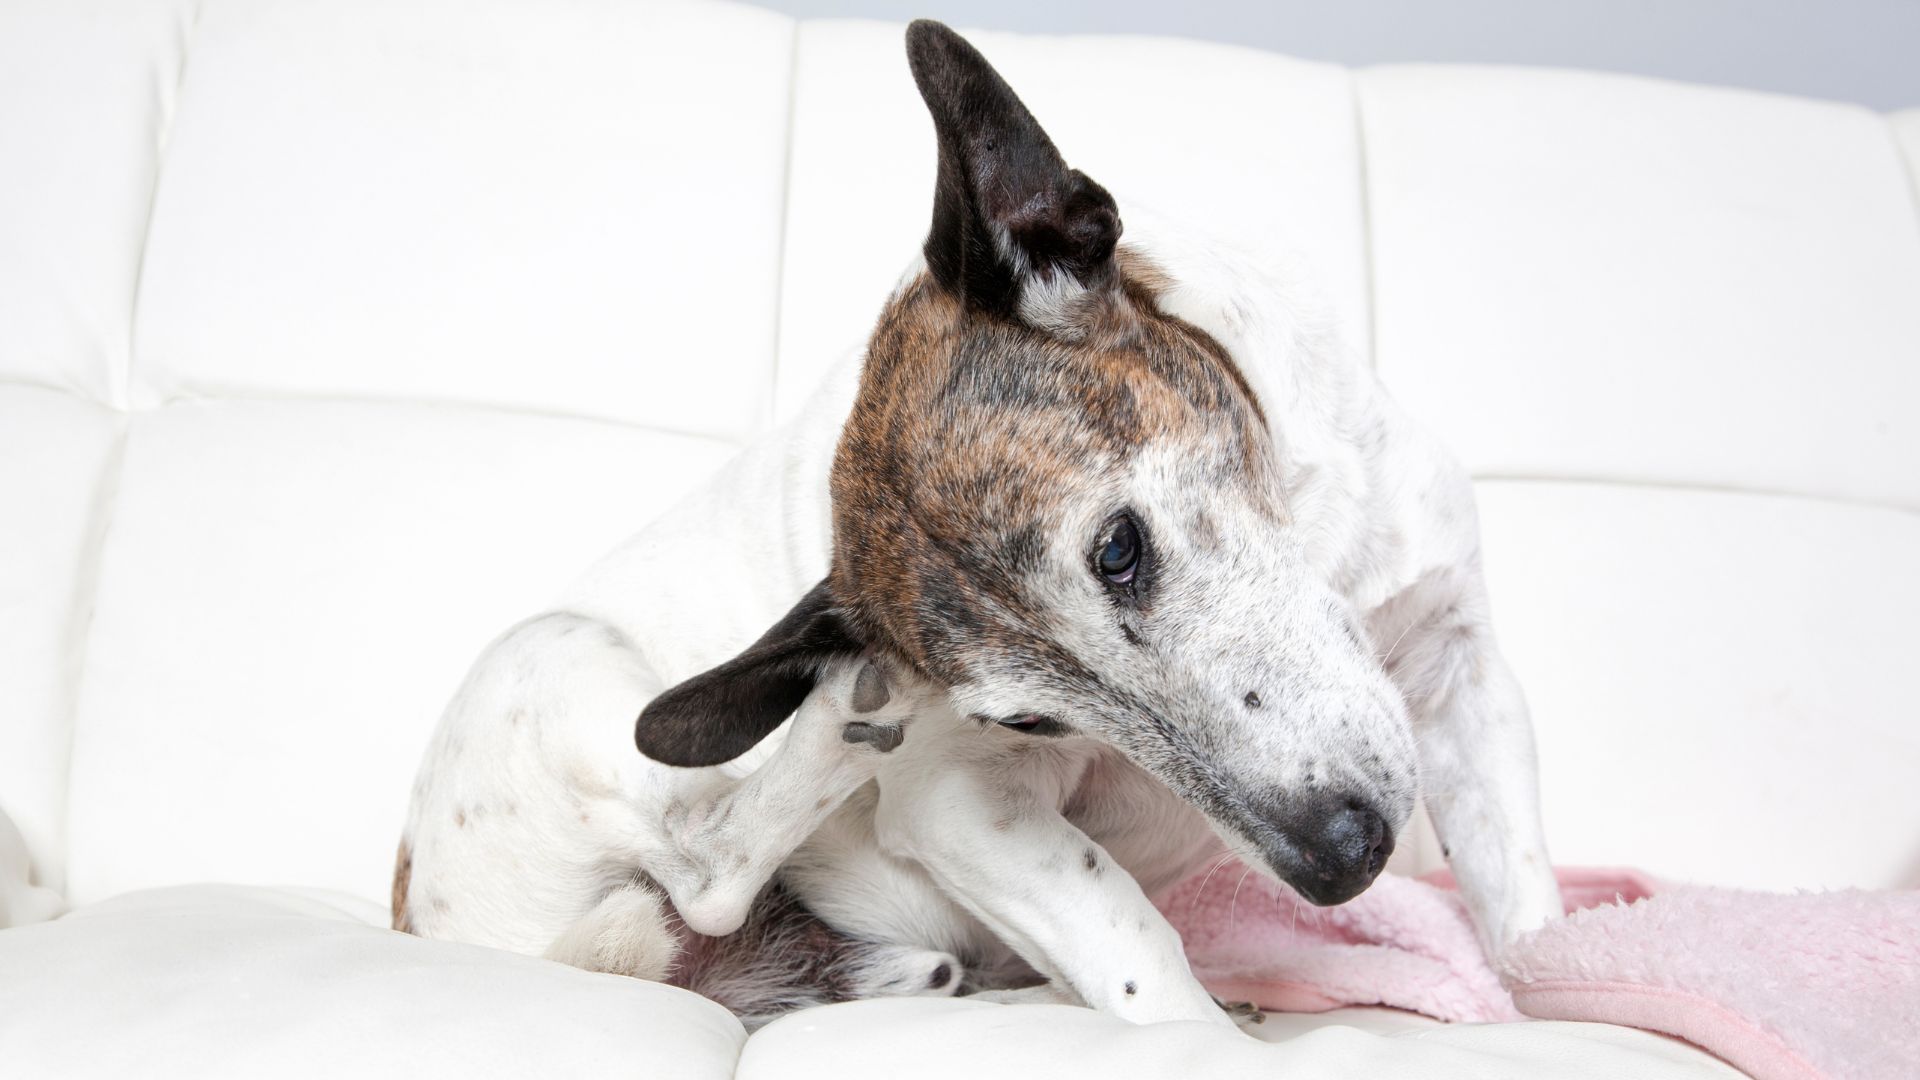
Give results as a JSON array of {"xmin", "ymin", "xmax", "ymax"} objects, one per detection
[
  {"xmin": 906, "ymin": 19, "xmax": 1120, "ymax": 320},
  {"xmin": 634, "ymin": 579, "xmax": 863, "ymax": 767}
]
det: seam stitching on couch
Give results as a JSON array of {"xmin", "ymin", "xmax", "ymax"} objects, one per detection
[
  {"xmin": 765, "ymin": 21, "xmax": 805, "ymax": 431},
  {"xmin": 122, "ymin": 0, "xmax": 203, "ymax": 414},
  {"xmin": 1472, "ymin": 472, "xmax": 1918, "ymax": 517},
  {"xmin": 54, "ymin": 415, "xmax": 133, "ymax": 904},
  {"xmin": 124, "ymin": 385, "xmax": 746, "ymax": 448},
  {"xmin": 1882, "ymin": 114, "xmax": 1920, "ymax": 246},
  {"xmin": 1349, "ymin": 68, "xmax": 1380, "ymax": 374},
  {"xmin": 61, "ymin": 0, "xmax": 189, "ymax": 902},
  {"xmin": 0, "ymin": 377, "xmax": 127, "ymax": 409}
]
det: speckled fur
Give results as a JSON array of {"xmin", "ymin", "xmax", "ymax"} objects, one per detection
[{"xmin": 393, "ymin": 20, "xmax": 1559, "ymax": 1033}]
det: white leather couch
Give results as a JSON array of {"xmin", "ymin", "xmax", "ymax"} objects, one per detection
[{"xmin": 3, "ymin": 1, "xmax": 1916, "ymax": 1076}]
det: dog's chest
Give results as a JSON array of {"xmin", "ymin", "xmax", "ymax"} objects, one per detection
[{"xmin": 1058, "ymin": 744, "xmax": 1225, "ymax": 898}]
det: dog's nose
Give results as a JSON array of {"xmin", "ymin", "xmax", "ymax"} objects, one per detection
[{"xmin": 1262, "ymin": 792, "xmax": 1394, "ymax": 906}]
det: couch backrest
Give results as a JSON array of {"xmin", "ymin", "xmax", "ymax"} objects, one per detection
[{"xmin": 4, "ymin": 0, "xmax": 1917, "ymax": 909}]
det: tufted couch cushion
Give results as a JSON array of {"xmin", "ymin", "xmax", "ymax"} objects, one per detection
[{"xmin": 2, "ymin": 0, "xmax": 1915, "ymax": 1075}]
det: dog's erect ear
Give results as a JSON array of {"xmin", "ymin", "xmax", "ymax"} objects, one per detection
[
  {"xmin": 906, "ymin": 19, "xmax": 1121, "ymax": 322},
  {"xmin": 635, "ymin": 579, "xmax": 863, "ymax": 767}
]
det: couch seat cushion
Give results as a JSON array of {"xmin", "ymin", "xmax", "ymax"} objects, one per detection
[
  {"xmin": 0, "ymin": 884, "xmax": 1750, "ymax": 1078},
  {"xmin": 742, "ymin": 996, "xmax": 1746, "ymax": 1080},
  {"xmin": 0, "ymin": 885, "xmax": 745, "ymax": 1079}
]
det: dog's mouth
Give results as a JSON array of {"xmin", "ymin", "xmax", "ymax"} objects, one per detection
[
  {"xmin": 970, "ymin": 712, "xmax": 1074, "ymax": 738},
  {"xmin": 982, "ymin": 696, "xmax": 1401, "ymax": 906},
  {"xmin": 1127, "ymin": 721, "xmax": 1399, "ymax": 907}
]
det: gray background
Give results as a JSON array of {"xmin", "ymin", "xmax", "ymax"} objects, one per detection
[{"xmin": 755, "ymin": 0, "xmax": 1920, "ymax": 111}]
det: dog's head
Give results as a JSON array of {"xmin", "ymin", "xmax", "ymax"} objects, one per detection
[{"xmin": 638, "ymin": 21, "xmax": 1414, "ymax": 906}]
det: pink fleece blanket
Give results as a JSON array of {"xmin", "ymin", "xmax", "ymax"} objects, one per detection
[{"xmin": 1156, "ymin": 865, "xmax": 1919, "ymax": 1080}]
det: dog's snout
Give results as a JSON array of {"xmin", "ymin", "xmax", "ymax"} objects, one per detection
[{"xmin": 1256, "ymin": 792, "xmax": 1394, "ymax": 907}]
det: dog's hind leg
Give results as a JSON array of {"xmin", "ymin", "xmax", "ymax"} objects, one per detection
[
  {"xmin": 649, "ymin": 655, "xmax": 931, "ymax": 938},
  {"xmin": 544, "ymin": 882, "xmax": 681, "ymax": 981},
  {"xmin": 673, "ymin": 882, "xmax": 961, "ymax": 1029}
]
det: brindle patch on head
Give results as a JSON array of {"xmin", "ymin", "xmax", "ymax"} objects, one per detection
[
  {"xmin": 390, "ymin": 839, "xmax": 413, "ymax": 934},
  {"xmin": 827, "ymin": 255, "xmax": 1274, "ymax": 691}
]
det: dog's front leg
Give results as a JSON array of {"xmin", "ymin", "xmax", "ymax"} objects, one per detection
[
  {"xmin": 876, "ymin": 751, "xmax": 1230, "ymax": 1028},
  {"xmin": 650, "ymin": 657, "xmax": 911, "ymax": 936},
  {"xmin": 1388, "ymin": 589, "xmax": 1562, "ymax": 956}
]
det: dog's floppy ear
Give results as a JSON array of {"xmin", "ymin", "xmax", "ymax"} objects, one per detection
[
  {"xmin": 906, "ymin": 19, "xmax": 1121, "ymax": 323},
  {"xmin": 635, "ymin": 579, "xmax": 862, "ymax": 767}
]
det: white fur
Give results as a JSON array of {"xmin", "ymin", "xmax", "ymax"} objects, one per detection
[
  {"xmin": 399, "ymin": 211, "xmax": 1559, "ymax": 1026},
  {"xmin": 398, "ymin": 615, "xmax": 954, "ymax": 994}
]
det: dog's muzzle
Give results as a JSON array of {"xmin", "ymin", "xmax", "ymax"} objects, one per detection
[{"xmin": 1248, "ymin": 790, "xmax": 1395, "ymax": 906}]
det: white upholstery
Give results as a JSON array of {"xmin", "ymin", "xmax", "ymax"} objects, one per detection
[
  {"xmin": 1478, "ymin": 481, "xmax": 1920, "ymax": 891},
  {"xmin": 741, "ymin": 995, "xmax": 1744, "ymax": 1080},
  {"xmin": 1886, "ymin": 108, "xmax": 1920, "ymax": 202},
  {"xmin": 132, "ymin": 0, "xmax": 794, "ymax": 438},
  {"xmin": 65, "ymin": 400, "xmax": 736, "ymax": 903},
  {"xmin": 1361, "ymin": 66, "xmax": 1920, "ymax": 507},
  {"xmin": 0, "ymin": 885, "xmax": 747, "ymax": 1079},
  {"xmin": 2, "ymin": 0, "xmax": 1915, "ymax": 1075}
]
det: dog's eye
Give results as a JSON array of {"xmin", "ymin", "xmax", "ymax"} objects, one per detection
[{"xmin": 1096, "ymin": 516, "xmax": 1139, "ymax": 586}]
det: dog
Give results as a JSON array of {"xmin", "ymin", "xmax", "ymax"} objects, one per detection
[{"xmin": 397, "ymin": 20, "xmax": 1561, "ymax": 1029}]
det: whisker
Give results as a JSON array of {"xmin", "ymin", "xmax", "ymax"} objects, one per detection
[
  {"xmin": 1229, "ymin": 864, "xmax": 1254, "ymax": 932},
  {"xmin": 1378, "ymin": 616, "xmax": 1419, "ymax": 665},
  {"xmin": 1188, "ymin": 850, "xmax": 1239, "ymax": 917}
]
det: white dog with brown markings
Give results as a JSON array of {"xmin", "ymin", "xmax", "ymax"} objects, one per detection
[{"xmin": 396, "ymin": 20, "xmax": 1561, "ymax": 1030}]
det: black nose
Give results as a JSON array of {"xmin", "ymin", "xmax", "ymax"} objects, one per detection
[{"xmin": 1264, "ymin": 793, "xmax": 1394, "ymax": 906}]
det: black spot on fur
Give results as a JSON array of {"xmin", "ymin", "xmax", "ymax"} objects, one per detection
[
  {"xmin": 1123, "ymin": 980, "xmax": 1137, "ymax": 996},
  {"xmin": 1243, "ymin": 690, "xmax": 1261, "ymax": 709},
  {"xmin": 929, "ymin": 963, "xmax": 953, "ymax": 989},
  {"xmin": 841, "ymin": 721, "xmax": 905, "ymax": 753},
  {"xmin": 850, "ymin": 660, "xmax": 891, "ymax": 713},
  {"xmin": 1082, "ymin": 847, "xmax": 1101, "ymax": 873}
]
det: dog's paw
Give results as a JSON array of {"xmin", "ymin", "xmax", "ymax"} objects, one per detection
[
  {"xmin": 1213, "ymin": 996, "xmax": 1266, "ymax": 1027},
  {"xmin": 810, "ymin": 655, "xmax": 941, "ymax": 756},
  {"xmin": 545, "ymin": 884, "xmax": 679, "ymax": 981},
  {"xmin": 845, "ymin": 944, "xmax": 965, "ymax": 999},
  {"xmin": 1476, "ymin": 859, "xmax": 1565, "ymax": 961}
]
